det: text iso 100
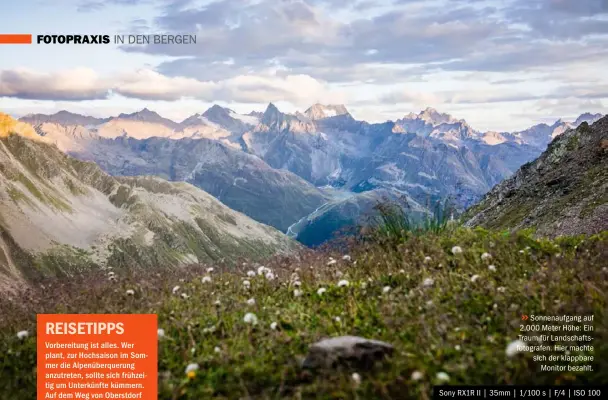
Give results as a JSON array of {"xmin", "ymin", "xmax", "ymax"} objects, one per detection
[{"xmin": 572, "ymin": 389, "xmax": 602, "ymax": 397}]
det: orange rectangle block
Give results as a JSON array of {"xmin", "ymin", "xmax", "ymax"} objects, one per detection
[
  {"xmin": 0, "ymin": 34, "xmax": 32, "ymax": 44},
  {"xmin": 37, "ymin": 314, "xmax": 158, "ymax": 399}
]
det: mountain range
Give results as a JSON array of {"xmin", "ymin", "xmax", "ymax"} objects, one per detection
[
  {"xmin": 0, "ymin": 113, "xmax": 297, "ymax": 292},
  {"xmin": 16, "ymin": 104, "xmax": 604, "ymax": 245}
]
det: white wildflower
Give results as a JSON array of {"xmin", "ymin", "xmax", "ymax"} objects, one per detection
[
  {"xmin": 481, "ymin": 252, "xmax": 492, "ymax": 261},
  {"xmin": 342, "ymin": 255, "xmax": 352, "ymax": 261},
  {"xmin": 270, "ymin": 322, "xmax": 278, "ymax": 330},
  {"xmin": 506, "ymin": 339, "xmax": 526, "ymax": 357},
  {"xmin": 497, "ymin": 286, "xmax": 506, "ymax": 293},
  {"xmin": 335, "ymin": 271, "xmax": 343, "ymax": 278},
  {"xmin": 294, "ymin": 289, "xmax": 303, "ymax": 297},
  {"xmin": 519, "ymin": 250, "xmax": 525, "ymax": 254},
  {"xmin": 424, "ymin": 256, "xmax": 432, "ymax": 263},
  {"xmin": 317, "ymin": 287, "xmax": 327, "ymax": 296},
  {"xmin": 246, "ymin": 298, "xmax": 256, "ymax": 306},
  {"xmin": 157, "ymin": 329, "xmax": 165, "ymax": 338},
  {"xmin": 455, "ymin": 345, "xmax": 461, "ymax": 351},
  {"xmin": 206, "ymin": 267, "xmax": 214, "ymax": 273},
  {"xmin": 334, "ymin": 316, "xmax": 341, "ymax": 322},
  {"xmin": 470, "ymin": 275, "xmax": 480, "ymax": 283},
  {"xmin": 108, "ymin": 275, "xmax": 117, "ymax": 282},
  {"xmin": 293, "ymin": 280, "xmax": 302, "ymax": 287},
  {"xmin": 247, "ymin": 270, "xmax": 256, "ymax": 278},
  {"xmin": 172, "ymin": 285, "xmax": 180, "ymax": 294},
  {"xmin": 16, "ymin": 330, "xmax": 29, "ymax": 340},
  {"xmin": 257, "ymin": 266, "xmax": 270, "ymax": 276},
  {"xmin": 337, "ymin": 279, "xmax": 349, "ymax": 287},
  {"xmin": 411, "ymin": 370, "xmax": 423, "ymax": 381},
  {"xmin": 451, "ymin": 246, "xmax": 463, "ymax": 255},
  {"xmin": 243, "ymin": 312, "xmax": 258, "ymax": 325},
  {"xmin": 181, "ymin": 293, "xmax": 190, "ymax": 299},
  {"xmin": 422, "ymin": 278, "xmax": 434, "ymax": 287},
  {"xmin": 265, "ymin": 272, "xmax": 275, "ymax": 281},
  {"xmin": 202, "ymin": 325, "xmax": 216, "ymax": 334},
  {"xmin": 242, "ymin": 280, "xmax": 251, "ymax": 288},
  {"xmin": 382, "ymin": 286, "xmax": 391, "ymax": 294},
  {"xmin": 351, "ymin": 372, "xmax": 361, "ymax": 385},
  {"xmin": 327, "ymin": 259, "xmax": 337, "ymax": 266},
  {"xmin": 126, "ymin": 289, "xmax": 135, "ymax": 296},
  {"xmin": 185, "ymin": 363, "xmax": 199, "ymax": 375},
  {"xmin": 214, "ymin": 346, "xmax": 221, "ymax": 354},
  {"xmin": 361, "ymin": 282, "xmax": 367, "ymax": 289},
  {"xmin": 202, "ymin": 276, "xmax": 212, "ymax": 283},
  {"xmin": 436, "ymin": 372, "xmax": 450, "ymax": 382},
  {"xmin": 214, "ymin": 300, "xmax": 221, "ymax": 306},
  {"xmin": 488, "ymin": 265, "xmax": 497, "ymax": 272}
]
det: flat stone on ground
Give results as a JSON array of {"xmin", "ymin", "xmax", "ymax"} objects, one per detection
[{"xmin": 302, "ymin": 336, "xmax": 394, "ymax": 370}]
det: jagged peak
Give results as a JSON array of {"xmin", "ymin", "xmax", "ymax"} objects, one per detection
[
  {"xmin": 399, "ymin": 107, "xmax": 458, "ymax": 125},
  {"xmin": 265, "ymin": 102, "xmax": 280, "ymax": 113},
  {"xmin": 304, "ymin": 103, "xmax": 350, "ymax": 120},
  {"xmin": 203, "ymin": 104, "xmax": 235, "ymax": 116},
  {"xmin": 574, "ymin": 112, "xmax": 604, "ymax": 126},
  {"xmin": 262, "ymin": 103, "xmax": 283, "ymax": 122},
  {"xmin": 118, "ymin": 108, "xmax": 160, "ymax": 118},
  {"xmin": 418, "ymin": 107, "xmax": 456, "ymax": 124}
]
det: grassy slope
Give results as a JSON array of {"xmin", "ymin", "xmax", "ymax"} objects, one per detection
[
  {"xmin": 1, "ymin": 131, "xmax": 298, "ymax": 285},
  {"xmin": 1, "ymin": 227, "xmax": 606, "ymax": 399}
]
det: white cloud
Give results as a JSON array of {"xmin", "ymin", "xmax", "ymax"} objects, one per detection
[
  {"xmin": 0, "ymin": 67, "xmax": 343, "ymax": 107},
  {"xmin": 113, "ymin": 69, "xmax": 217, "ymax": 100},
  {"xmin": 0, "ymin": 68, "xmax": 109, "ymax": 100}
]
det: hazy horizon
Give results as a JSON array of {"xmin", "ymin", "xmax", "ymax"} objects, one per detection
[{"xmin": 1, "ymin": 0, "xmax": 607, "ymax": 131}]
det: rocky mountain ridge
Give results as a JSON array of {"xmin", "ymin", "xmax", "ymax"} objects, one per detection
[
  {"xmin": 15, "ymin": 105, "xmax": 604, "ymax": 245},
  {"xmin": 0, "ymin": 113, "xmax": 298, "ymax": 291},
  {"xmin": 463, "ymin": 116, "xmax": 608, "ymax": 236}
]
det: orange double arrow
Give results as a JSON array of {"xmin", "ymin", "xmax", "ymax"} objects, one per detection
[{"xmin": 521, "ymin": 314, "xmax": 529, "ymax": 321}]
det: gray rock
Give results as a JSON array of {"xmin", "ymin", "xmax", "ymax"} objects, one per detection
[{"xmin": 302, "ymin": 336, "xmax": 394, "ymax": 370}]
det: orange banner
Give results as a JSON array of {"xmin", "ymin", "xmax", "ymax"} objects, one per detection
[
  {"xmin": 0, "ymin": 34, "xmax": 32, "ymax": 44},
  {"xmin": 37, "ymin": 314, "xmax": 158, "ymax": 399}
]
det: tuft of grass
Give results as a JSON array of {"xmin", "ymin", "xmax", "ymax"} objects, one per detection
[
  {"xmin": 371, "ymin": 197, "xmax": 455, "ymax": 244},
  {"xmin": 0, "ymin": 228, "xmax": 607, "ymax": 399}
]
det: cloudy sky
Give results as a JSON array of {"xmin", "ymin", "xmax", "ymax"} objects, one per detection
[{"xmin": 0, "ymin": 0, "xmax": 607, "ymax": 131}]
